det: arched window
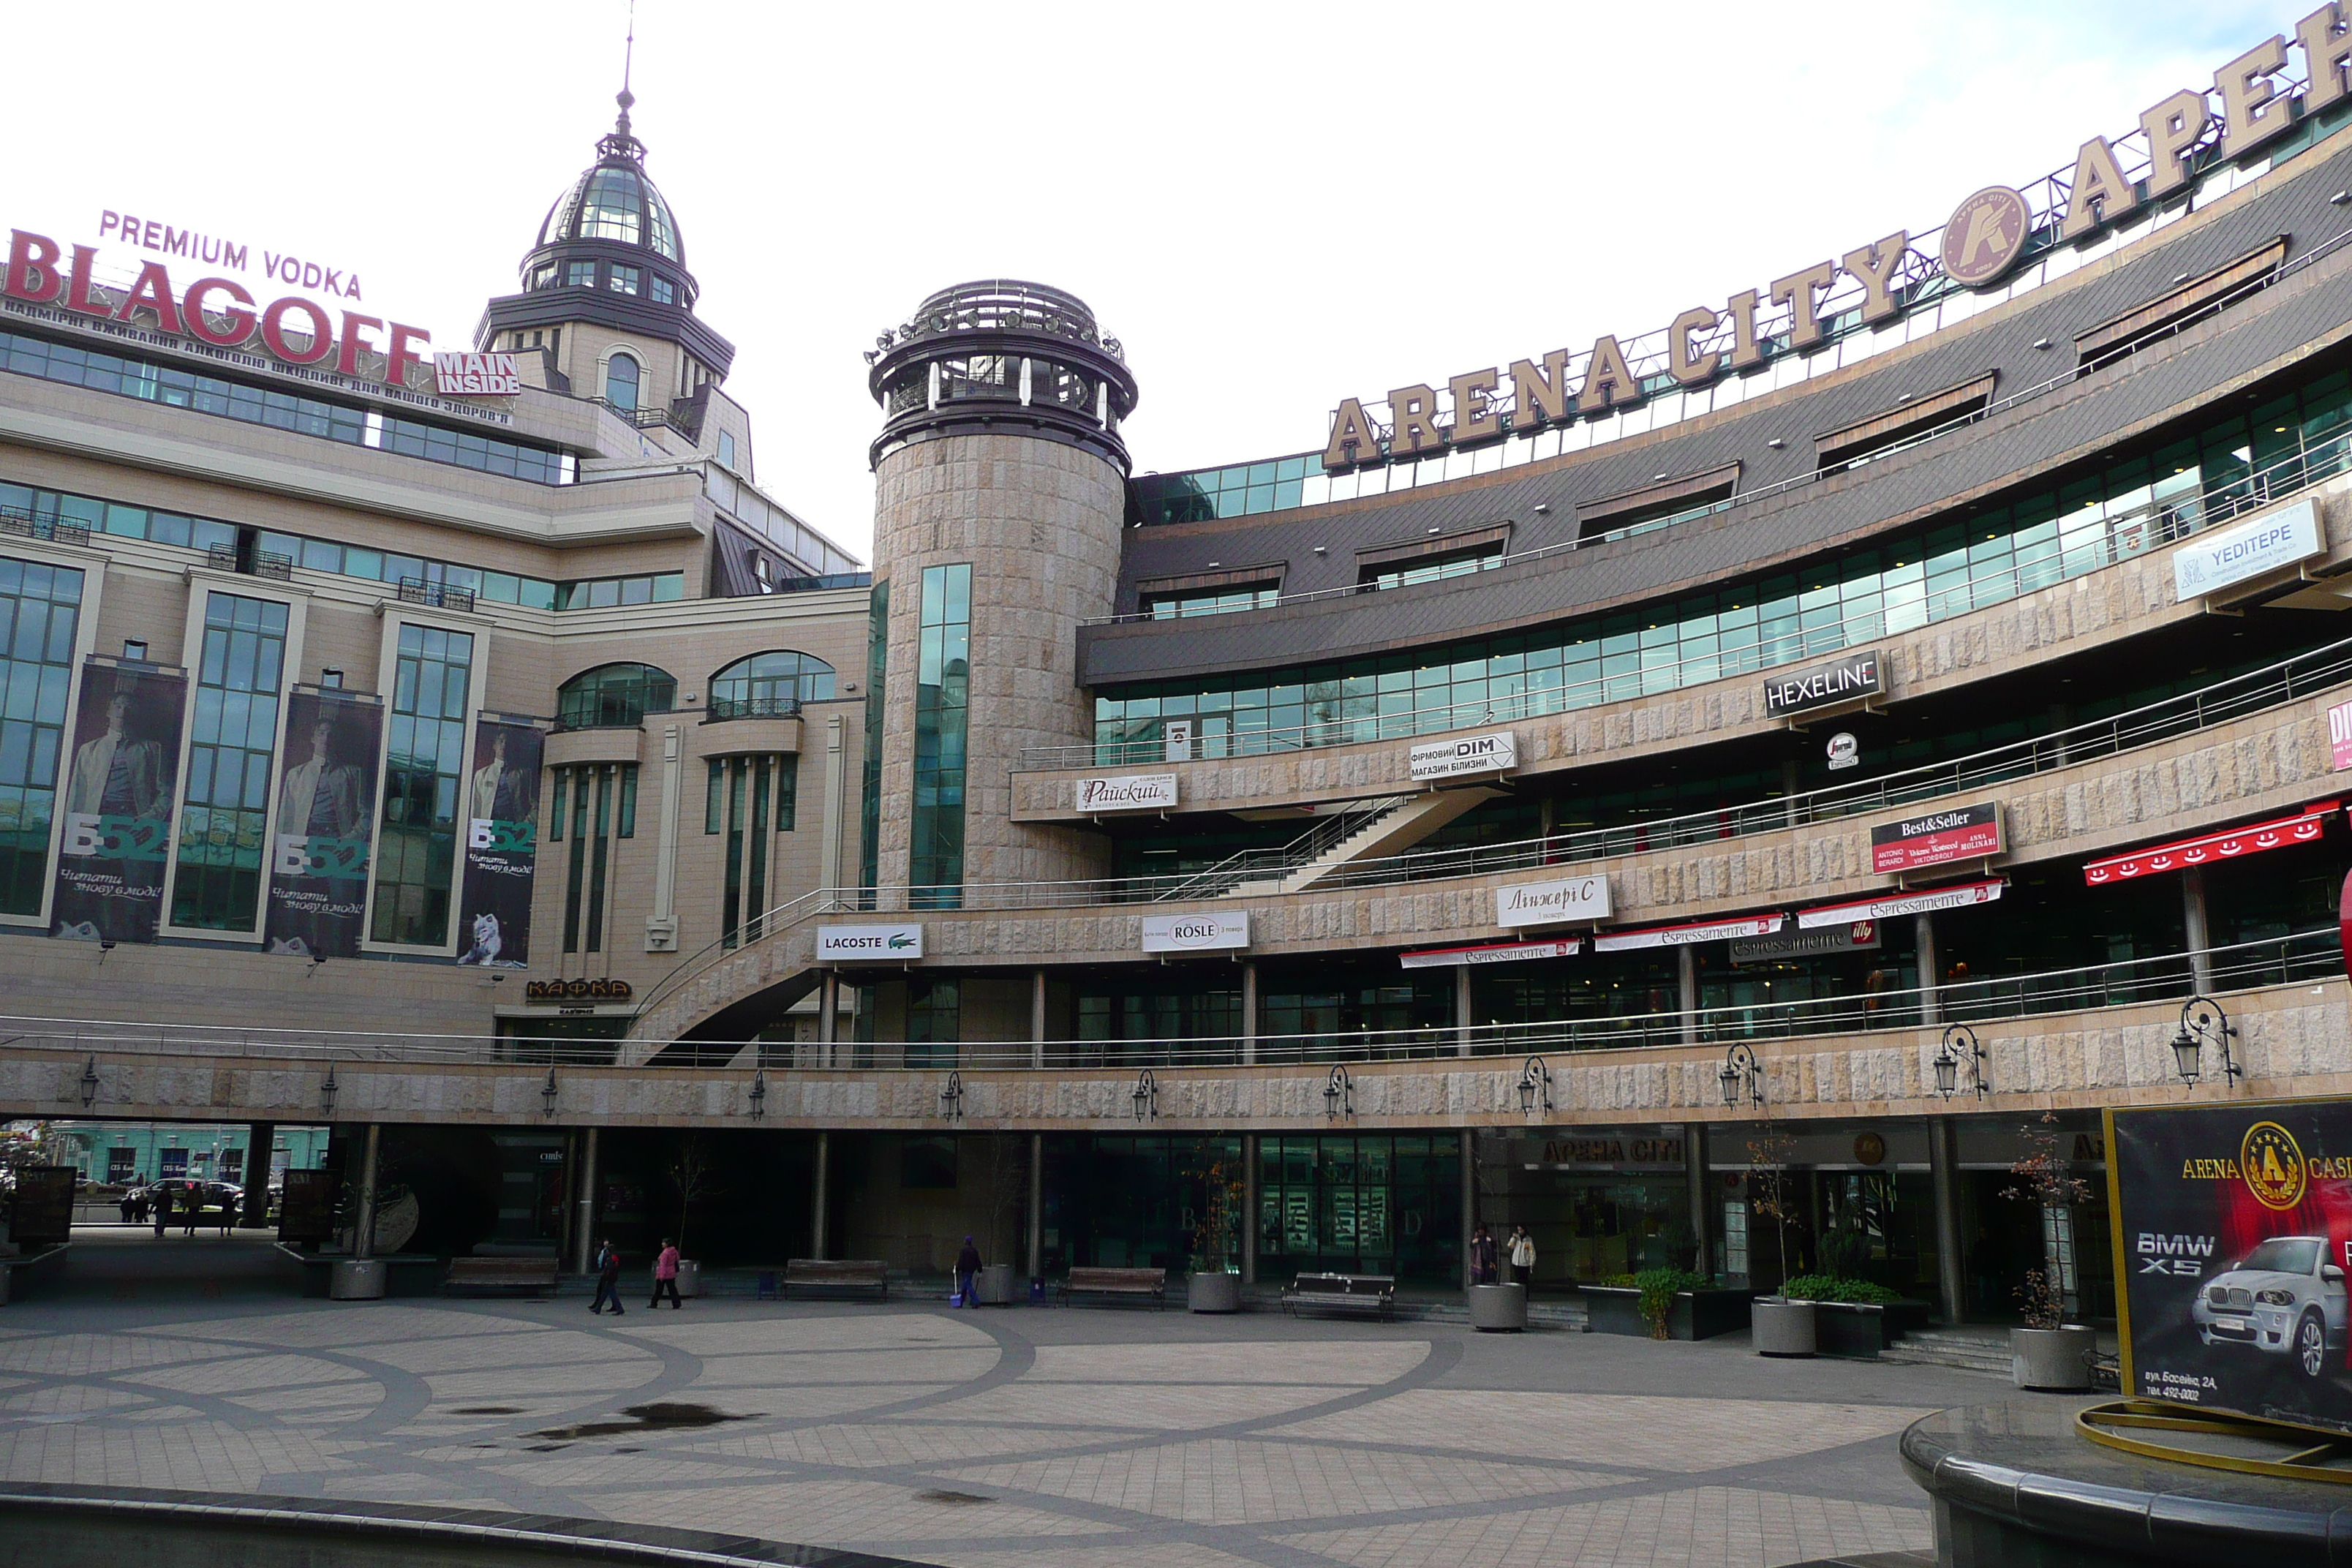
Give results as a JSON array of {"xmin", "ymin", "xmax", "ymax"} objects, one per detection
[
  {"xmin": 557, "ymin": 663, "xmax": 676, "ymax": 728},
  {"xmin": 604, "ymin": 352, "xmax": 641, "ymax": 413},
  {"xmin": 709, "ymin": 650, "xmax": 835, "ymax": 719}
]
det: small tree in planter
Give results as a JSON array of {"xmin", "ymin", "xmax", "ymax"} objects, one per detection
[
  {"xmin": 668, "ymin": 1137, "xmax": 720, "ymax": 1258},
  {"xmin": 1185, "ymin": 1142, "xmax": 1246, "ymax": 1312},
  {"xmin": 2003, "ymin": 1113, "xmax": 2095, "ymax": 1390},
  {"xmin": 1746, "ymin": 1129, "xmax": 1816, "ymax": 1356}
]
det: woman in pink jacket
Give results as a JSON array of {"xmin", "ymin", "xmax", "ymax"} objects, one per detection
[{"xmin": 650, "ymin": 1238, "xmax": 683, "ymax": 1309}]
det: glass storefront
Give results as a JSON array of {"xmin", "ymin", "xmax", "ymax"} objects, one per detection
[{"xmin": 1257, "ymin": 1134, "xmax": 1460, "ymax": 1284}]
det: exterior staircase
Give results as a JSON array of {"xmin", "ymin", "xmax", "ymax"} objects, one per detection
[{"xmin": 1226, "ymin": 787, "xmax": 1503, "ymax": 897}]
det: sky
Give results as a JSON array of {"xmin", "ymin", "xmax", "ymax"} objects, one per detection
[{"xmin": 3, "ymin": 1, "xmax": 2294, "ymax": 563}]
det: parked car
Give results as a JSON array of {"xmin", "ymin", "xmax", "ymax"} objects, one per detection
[
  {"xmin": 2192, "ymin": 1235, "xmax": 2349, "ymax": 1379},
  {"xmin": 134, "ymin": 1178, "xmax": 246, "ymax": 1221}
]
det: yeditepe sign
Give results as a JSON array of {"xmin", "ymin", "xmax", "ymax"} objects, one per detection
[{"xmin": 2171, "ymin": 499, "xmax": 2321, "ymax": 600}]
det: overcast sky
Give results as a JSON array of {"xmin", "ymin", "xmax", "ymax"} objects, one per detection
[{"xmin": 6, "ymin": 1, "xmax": 2294, "ymax": 562}]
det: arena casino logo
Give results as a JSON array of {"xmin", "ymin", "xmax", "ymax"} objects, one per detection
[
  {"xmin": 2242, "ymin": 1120, "xmax": 2309, "ymax": 1211},
  {"xmin": 1940, "ymin": 186, "xmax": 2032, "ymax": 288}
]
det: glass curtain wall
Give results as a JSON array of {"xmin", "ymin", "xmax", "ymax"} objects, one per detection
[
  {"xmin": 372, "ymin": 625, "xmax": 473, "ymax": 946},
  {"xmin": 553, "ymin": 763, "xmax": 635, "ymax": 954},
  {"xmin": 1095, "ymin": 367, "xmax": 2352, "ymax": 760},
  {"xmin": 1258, "ymin": 1134, "xmax": 1460, "ymax": 1284},
  {"xmin": 859, "ymin": 580, "xmax": 887, "ymax": 894},
  {"xmin": 911, "ymin": 565, "xmax": 970, "ymax": 905},
  {"xmin": 708, "ymin": 754, "xmax": 791, "ymax": 948},
  {"xmin": 170, "ymin": 592, "xmax": 287, "ymax": 930},
  {"xmin": 0, "ymin": 557, "xmax": 80, "ymax": 914}
]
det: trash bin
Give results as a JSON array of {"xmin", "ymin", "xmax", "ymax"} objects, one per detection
[
  {"xmin": 329, "ymin": 1259, "xmax": 386, "ymax": 1300},
  {"xmin": 975, "ymin": 1262, "xmax": 1017, "ymax": 1305},
  {"xmin": 1467, "ymin": 1283, "xmax": 1527, "ymax": 1332},
  {"xmin": 676, "ymin": 1259, "xmax": 703, "ymax": 1298}
]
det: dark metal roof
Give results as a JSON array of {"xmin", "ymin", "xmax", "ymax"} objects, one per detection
[{"xmin": 1081, "ymin": 137, "xmax": 2352, "ymax": 689}]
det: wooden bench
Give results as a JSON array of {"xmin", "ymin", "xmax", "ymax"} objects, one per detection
[
  {"xmin": 1281, "ymin": 1272, "xmax": 1396, "ymax": 1319},
  {"xmin": 1058, "ymin": 1266, "xmax": 1168, "ymax": 1308},
  {"xmin": 444, "ymin": 1256, "xmax": 559, "ymax": 1295},
  {"xmin": 783, "ymin": 1259, "xmax": 890, "ymax": 1299}
]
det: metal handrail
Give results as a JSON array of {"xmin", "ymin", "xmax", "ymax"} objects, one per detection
[
  {"xmin": 1148, "ymin": 794, "xmax": 1409, "ymax": 902},
  {"xmin": 1044, "ymin": 424, "xmax": 2352, "ymax": 769},
  {"xmin": 6, "ymin": 930, "xmax": 2334, "ymax": 1072}
]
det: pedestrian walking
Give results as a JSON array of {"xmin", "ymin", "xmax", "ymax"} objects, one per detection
[
  {"xmin": 151, "ymin": 1185, "xmax": 170, "ymax": 1237},
  {"xmin": 650, "ymin": 1238, "xmax": 683, "ymax": 1309},
  {"xmin": 1508, "ymin": 1225, "xmax": 1536, "ymax": 1289},
  {"xmin": 590, "ymin": 1238, "xmax": 625, "ymax": 1316},
  {"xmin": 183, "ymin": 1185, "xmax": 202, "ymax": 1237},
  {"xmin": 1471, "ymin": 1224, "xmax": 1499, "ymax": 1286},
  {"xmin": 953, "ymin": 1236, "xmax": 982, "ymax": 1306}
]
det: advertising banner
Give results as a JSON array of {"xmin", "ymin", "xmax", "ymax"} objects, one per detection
[
  {"xmin": 1496, "ymin": 874, "xmax": 1612, "ymax": 928},
  {"xmin": 1797, "ymin": 878, "xmax": 2005, "ymax": 928},
  {"xmin": 2171, "ymin": 498, "xmax": 2321, "ymax": 600},
  {"xmin": 1141, "ymin": 911, "xmax": 1251, "ymax": 953},
  {"xmin": 263, "ymin": 688, "xmax": 382, "ymax": 959},
  {"xmin": 7, "ymin": 1165, "xmax": 76, "ymax": 1245},
  {"xmin": 276, "ymin": 1168, "xmax": 339, "ymax": 1244},
  {"xmin": 1077, "ymin": 774, "xmax": 1178, "ymax": 812},
  {"xmin": 1763, "ymin": 650, "xmax": 1882, "ymax": 720},
  {"xmin": 1399, "ymin": 937, "xmax": 1581, "ymax": 969},
  {"xmin": 454, "ymin": 719, "xmax": 542, "ymax": 968},
  {"xmin": 1728, "ymin": 921, "xmax": 1880, "ymax": 963},
  {"xmin": 2111, "ymin": 1098, "xmax": 2352, "ymax": 1433},
  {"xmin": 2083, "ymin": 803, "xmax": 2335, "ymax": 886},
  {"xmin": 2333, "ymin": 697, "xmax": 2352, "ymax": 772},
  {"xmin": 1409, "ymin": 730, "xmax": 1518, "ymax": 781},
  {"xmin": 50, "ymin": 661, "xmax": 186, "ymax": 944},
  {"xmin": 1593, "ymin": 912, "xmax": 1784, "ymax": 951},
  {"xmin": 1869, "ymin": 802, "xmax": 2003, "ymax": 875}
]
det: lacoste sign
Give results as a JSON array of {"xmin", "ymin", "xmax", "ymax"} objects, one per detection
[{"xmin": 816, "ymin": 924, "xmax": 924, "ymax": 960}]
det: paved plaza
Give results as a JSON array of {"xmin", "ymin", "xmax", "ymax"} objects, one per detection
[{"xmin": 0, "ymin": 1236, "xmax": 2037, "ymax": 1567}]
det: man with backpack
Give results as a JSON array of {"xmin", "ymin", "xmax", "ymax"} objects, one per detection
[{"xmin": 590, "ymin": 1238, "xmax": 624, "ymax": 1316}]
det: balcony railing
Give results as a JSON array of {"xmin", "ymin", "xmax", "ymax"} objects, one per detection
[
  {"xmin": 205, "ymin": 542, "xmax": 293, "ymax": 581},
  {"xmin": 0, "ymin": 931, "xmax": 2332, "ymax": 1074},
  {"xmin": 707, "ymin": 695, "xmax": 802, "ymax": 721},
  {"xmin": 397, "ymin": 577, "xmax": 476, "ymax": 613},
  {"xmin": 0, "ymin": 505, "xmax": 90, "ymax": 548}
]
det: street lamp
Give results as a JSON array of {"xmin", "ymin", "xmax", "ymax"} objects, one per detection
[
  {"xmin": 78, "ymin": 1055, "xmax": 99, "ymax": 1110},
  {"xmin": 2171, "ymin": 995, "xmax": 2242, "ymax": 1086},
  {"xmin": 1933, "ymin": 1024, "xmax": 1989, "ymax": 1100},
  {"xmin": 1131, "ymin": 1068, "xmax": 1158, "ymax": 1122},
  {"xmin": 940, "ymin": 1070, "xmax": 965, "ymax": 1120},
  {"xmin": 540, "ymin": 1068, "xmax": 559, "ymax": 1118},
  {"xmin": 748, "ymin": 1069, "xmax": 766, "ymax": 1120},
  {"xmin": 1324, "ymin": 1063, "xmax": 1354, "ymax": 1121},
  {"xmin": 319, "ymin": 1066, "xmax": 339, "ymax": 1118},
  {"xmin": 1517, "ymin": 1056, "xmax": 1552, "ymax": 1117},
  {"xmin": 1718, "ymin": 1042, "xmax": 1763, "ymax": 1108}
]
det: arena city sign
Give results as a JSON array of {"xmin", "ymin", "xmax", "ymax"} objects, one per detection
[
  {"xmin": 4, "ymin": 227, "xmax": 431, "ymax": 390},
  {"xmin": 1323, "ymin": 14, "xmax": 2352, "ymax": 471}
]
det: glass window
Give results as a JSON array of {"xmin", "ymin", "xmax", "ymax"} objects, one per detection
[
  {"xmin": 605, "ymin": 353, "xmax": 640, "ymax": 413},
  {"xmin": 709, "ymin": 650, "xmax": 836, "ymax": 717},
  {"xmin": 371, "ymin": 624, "xmax": 474, "ymax": 946},
  {"xmin": 0, "ymin": 557, "xmax": 82, "ymax": 914},
  {"xmin": 912, "ymin": 564, "xmax": 971, "ymax": 905},
  {"xmin": 170, "ymin": 592, "xmax": 288, "ymax": 931},
  {"xmin": 716, "ymin": 430, "xmax": 736, "ymax": 470},
  {"xmin": 609, "ymin": 265, "xmax": 641, "ymax": 296},
  {"xmin": 566, "ymin": 260, "xmax": 598, "ymax": 288},
  {"xmin": 650, "ymin": 275, "xmax": 676, "ymax": 306},
  {"xmin": 557, "ymin": 663, "xmax": 676, "ymax": 729}
]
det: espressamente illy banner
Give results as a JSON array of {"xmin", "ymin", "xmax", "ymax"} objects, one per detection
[
  {"xmin": 50, "ymin": 660, "xmax": 185, "ymax": 944},
  {"xmin": 454, "ymin": 718, "xmax": 543, "ymax": 968},
  {"xmin": 2110, "ymin": 1098, "xmax": 2352, "ymax": 1434},
  {"xmin": 263, "ymin": 687, "xmax": 383, "ymax": 959}
]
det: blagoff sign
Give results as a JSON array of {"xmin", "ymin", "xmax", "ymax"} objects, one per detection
[{"xmin": 2110, "ymin": 1097, "xmax": 2352, "ymax": 1436}]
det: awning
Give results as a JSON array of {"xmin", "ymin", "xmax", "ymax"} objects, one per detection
[
  {"xmin": 1593, "ymin": 913, "xmax": 1784, "ymax": 952},
  {"xmin": 1399, "ymin": 938, "xmax": 1580, "ymax": 970},
  {"xmin": 1797, "ymin": 879, "xmax": 2007, "ymax": 929},
  {"xmin": 2082, "ymin": 802, "xmax": 2338, "ymax": 886}
]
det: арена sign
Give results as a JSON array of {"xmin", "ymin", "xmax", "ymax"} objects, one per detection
[{"xmin": 2111, "ymin": 1097, "xmax": 2352, "ymax": 1436}]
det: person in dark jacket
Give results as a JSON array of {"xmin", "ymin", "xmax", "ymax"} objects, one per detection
[
  {"xmin": 1470, "ymin": 1224, "xmax": 1499, "ymax": 1286},
  {"xmin": 590, "ymin": 1238, "xmax": 625, "ymax": 1316},
  {"xmin": 954, "ymin": 1237, "xmax": 983, "ymax": 1305},
  {"xmin": 151, "ymin": 1184, "xmax": 170, "ymax": 1237}
]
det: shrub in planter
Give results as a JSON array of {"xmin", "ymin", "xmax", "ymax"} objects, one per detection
[
  {"xmin": 1632, "ymin": 1267, "xmax": 1705, "ymax": 1339},
  {"xmin": 1779, "ymin": 1274, "xmax": 1901, "ymax": 1306}
]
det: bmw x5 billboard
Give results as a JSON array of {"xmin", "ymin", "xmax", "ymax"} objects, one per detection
[{"xmin": 2110, "ymin": 1099, "xmax": 2352, "ymax": 1433}]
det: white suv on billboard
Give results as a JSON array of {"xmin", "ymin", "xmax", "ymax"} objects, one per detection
[{"xmin": 2192, "ymin": 1235, "xmax": 2348, "ymax": 1379}]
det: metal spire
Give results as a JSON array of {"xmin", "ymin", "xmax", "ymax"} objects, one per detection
[{"xmin": 600, "ymin": 0, "xmax": 646, "ymax": 162}]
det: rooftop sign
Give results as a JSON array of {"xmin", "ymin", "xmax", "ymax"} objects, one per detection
[{"xmin": 1322, "ymin": 18, "xmax": 2337, "ymax": 471}]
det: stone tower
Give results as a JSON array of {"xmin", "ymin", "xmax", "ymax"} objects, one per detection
[{"xmin": 863, "ymin": 281, "xmax": 1139, "ymax": 904}]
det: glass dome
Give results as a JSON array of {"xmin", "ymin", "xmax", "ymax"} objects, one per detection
[{"xmin": 539, "ymin": 159, "xmax": 682, "ymax": 263}]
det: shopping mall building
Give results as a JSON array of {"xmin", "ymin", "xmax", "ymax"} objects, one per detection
[{"xmin": 10, "ymin": 20, "xmax": 2352, "ymax": 1316}]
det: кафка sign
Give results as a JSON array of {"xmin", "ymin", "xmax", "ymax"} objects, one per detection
[{"xmin": 2110, "ymin": 1097, "xmax": 2352, "ymax": 1436}]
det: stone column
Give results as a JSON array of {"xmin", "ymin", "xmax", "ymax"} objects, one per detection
[
  {"xmin": 1678, "ymin": 944, "xmax": 1700, "ymax": 1045},
  {"xmin": 1453, "ymin": 965, "xmax": 1474, "ymax": 1056},
  {"xmin": 1915, "ymin": 912, "xmax": 1941, "ymax": 1026},
  {"xmin": 1030, "ymin": 968, "xmax": 1047, "ymax": 1070},
  {"xmin": 1930, "ymin": 1117, "xmax": 1966, "ymax": 1325},
  {"xmin": 817, "ymin": 971, "xmax": 839, "ymax": 1067},
  {"xmin": 648, "ymin": 724, "xmax": 682, "ymax": 953},
  {"xmin": 821, "ymin": 712, "xmax": 848, "ymax": 889},
  {"xmin": 573, "ymin": 1126, "xmax": 600, "ymax": 1274},
  {"xmin": 1459, "ymin": 1129, "xmax": 1477, "ymax": 1286},
  {"xmin": 2182, "ymin": 867, "xmax": 2215, "ymax": 994},
  {"xmin": 1027, "ymin": 1132, "xmax": 1044, "ymax": 1281},
  {"xmin": 239, "ymin": 1121, "xmax": 275, "ymax": 1228},
  {"xmin": 1683, "ymin": 1122, "xmax": 1711, "ymax": 1278},
  {"xmin": 811, "ymin": 1131, "xmax": 831, "ymax": 1260},
  {"xmin": 1241, "ymin": 1133, "xmax": 1259, "ymax": 1286},
  {"xmin": 1241, "ymin": 962, "xmax": 1259, "ymax": 1066},
  {"xmin": 353, "ymin": 1124, "xmax": 381, "ymax": 1261}
]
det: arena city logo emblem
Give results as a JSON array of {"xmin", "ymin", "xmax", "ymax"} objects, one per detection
[
  {"xmin": 2241, "ymin": 1120, "xmax": 2307, "ymax": 1211},
  {"xmin": 1940, "ymin": 186, "xmax": 2033, "ymax": 288}
]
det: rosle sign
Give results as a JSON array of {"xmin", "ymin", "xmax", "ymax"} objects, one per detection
[{"xmin": 1141, "ymin": 911, "xmax": 1250, "ymax": 953}]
